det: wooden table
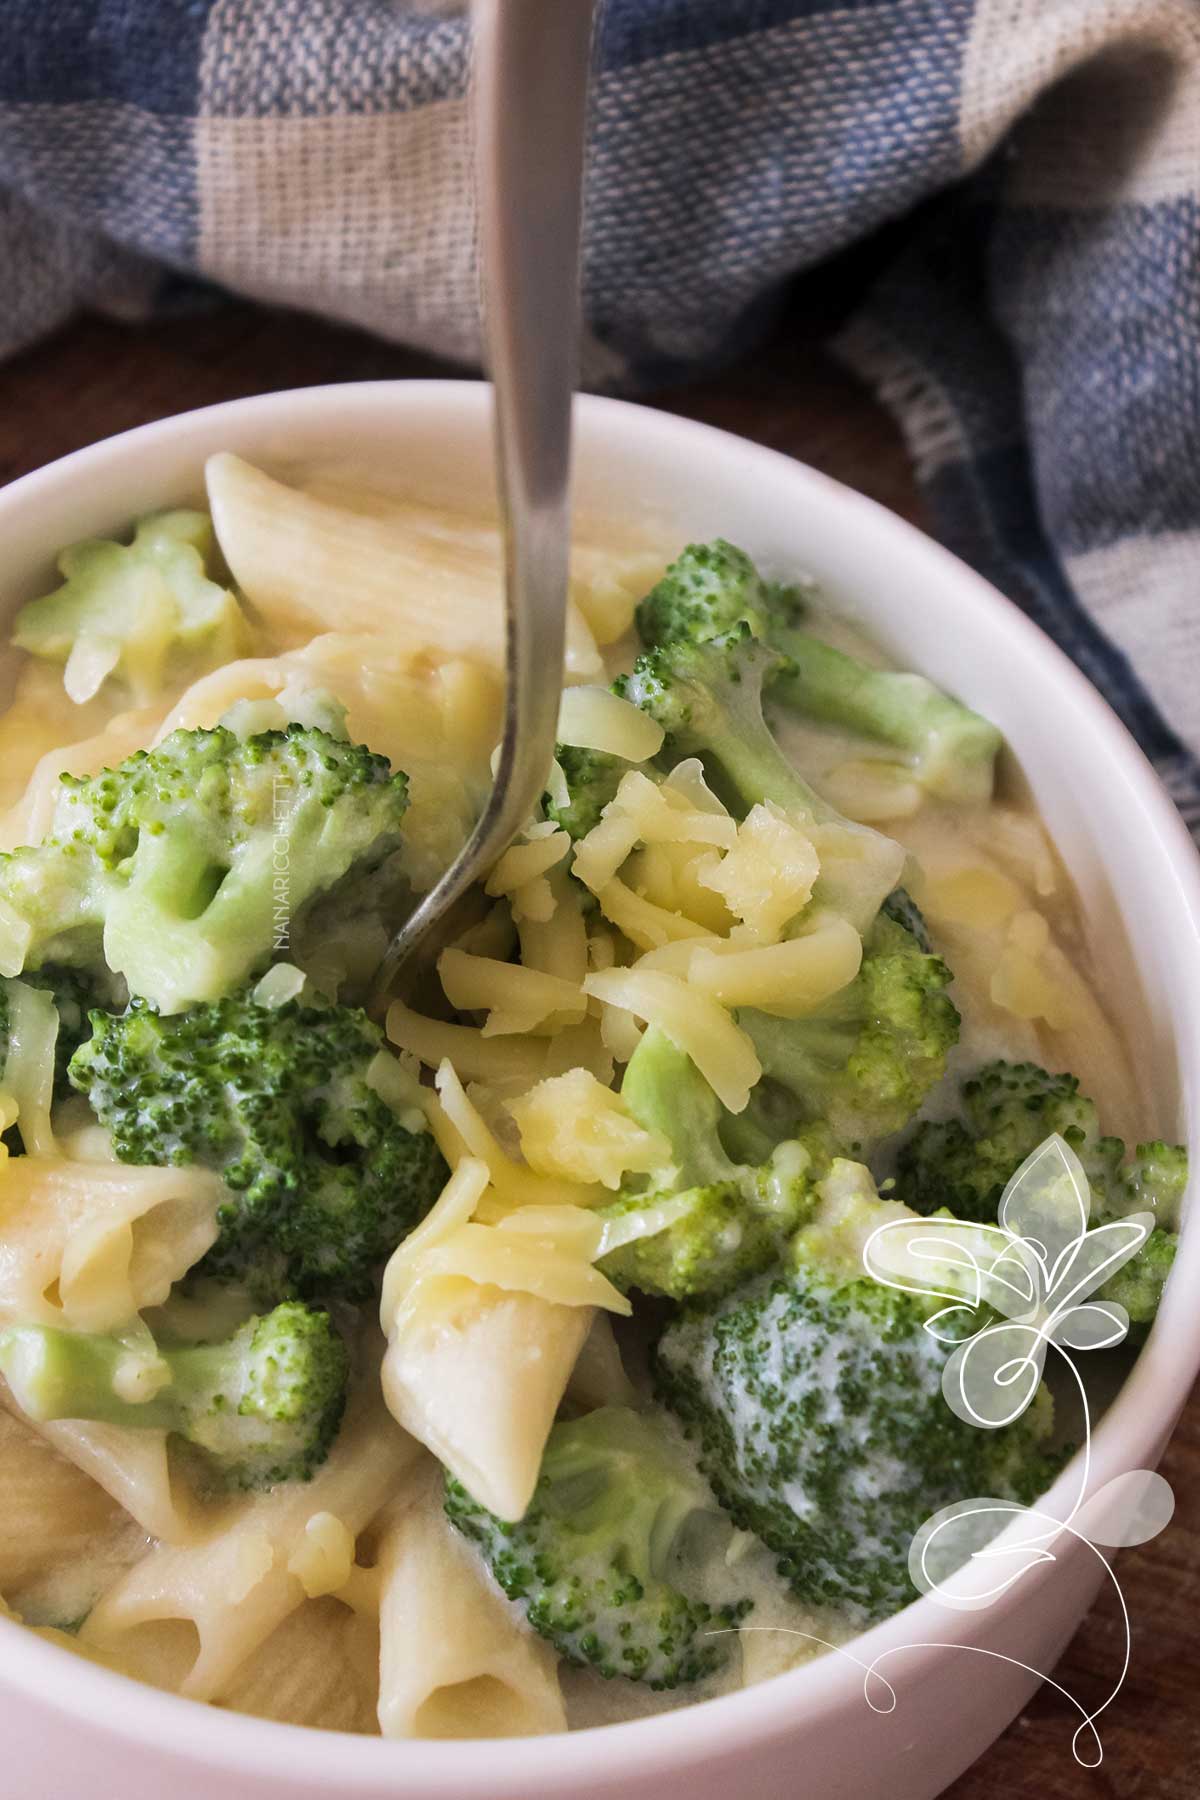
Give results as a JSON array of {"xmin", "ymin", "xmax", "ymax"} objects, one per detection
[{"xmin": 2, "ymin": 299, "xmax": 1196, "ymax": 1797}]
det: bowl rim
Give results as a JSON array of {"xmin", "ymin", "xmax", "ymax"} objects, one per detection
[{"xmin": 1, "ymin": 378, "xmax": 1198, "ymax": 1789}]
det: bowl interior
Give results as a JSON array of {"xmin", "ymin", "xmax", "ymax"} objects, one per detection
[
  {"xmin": 1, "ymin": 380, "xmax": 1197, "ymax": 1794},
  {"xmin": 2, "ymin": 383, "xmax": 1181, "ymax": 1123}
]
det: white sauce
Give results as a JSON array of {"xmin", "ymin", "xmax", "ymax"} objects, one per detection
[{"xmin": 2, "ymin": 526, "xmax": 1150, "ymax": 1736}]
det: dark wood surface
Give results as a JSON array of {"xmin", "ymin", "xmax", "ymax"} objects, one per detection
[{"xmin": 2, "ymin": 299, "xmax": 1196, "ymax": 1797}]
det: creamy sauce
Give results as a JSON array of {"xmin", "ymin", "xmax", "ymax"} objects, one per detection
[
  {"xmin": 0, "ymin": 486, "xmax": 1153, "ymax": 1736},
  {"xmin": 772, "ymin": 604, "xmax": 1142, "ymax": 1139}
]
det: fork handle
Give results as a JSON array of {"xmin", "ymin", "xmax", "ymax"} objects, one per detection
[
  {"xmin": 474, "ymin": 0, "xmax": 595, "ymax": 846},
  {"xmin": 370, "ymin": 0, "xmax": 594, "ymax": 1003}
]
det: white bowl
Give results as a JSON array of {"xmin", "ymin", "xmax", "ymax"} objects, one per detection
[{"xmin": 1, "ymin": 382, "xmax": 1197, "ymax": 1800}]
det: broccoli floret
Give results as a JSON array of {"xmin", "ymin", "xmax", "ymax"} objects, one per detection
[
  {"xmin": 0, "ymin": 1302, "xmax": 348, "ymax": 1490},
  {"xmin": 880, "ymin": 885, "xmax": 931, "ymax": 951},
  {"xmin": 898, "ymin": 1060, "xmax": 1186, "ymax": 1333},
  {"xmin": 445, "ymin": 1405, "xmax": 749, "ymax": 1688},
  {"xmin": 636, "ymin": 540, "xmax": 1000, "ymax": 804},
  {"xmin": 1099, "ymin": 1227, "xmax": 1177, "ymax": 1328},
  {"xmin": 595, "ymin": 1026, "xmax": 833, "ymax": 1301},
  {"xmin": 0, "ymin": 722, "xmax": 410, "ymax": 1014},
  {"xmin": 619, "ymin": 625, "xmax": 905, "ymax": 934},
  {"xmin": 654, "ymin": 1179, "xmax": 1062, "ymax": 1622},
  {"xmin": 636, "ymin": 539, "xmax": 811, "ymax": 649},
  {"xmin": 544, "ymin": 744, "xmax": 632, "ymax": 842},
  {"xmin": 1120, "ymin": 1139, "xmax": 1190, "ymax": 1221},
  {"xmin": 12, "ymin": 510, "xmax": 248, "ymax": 705},
  {"xmin": 898, "ymin": 1061, "xmax": 1187, "ymax": 1227},
  {"xmin": 723, "ymin": 909, "xmax": 959, "ymax": 1163},
  {"xmin": 68, "ymin": 989, "xmax": 448, "ymax": 1304}
]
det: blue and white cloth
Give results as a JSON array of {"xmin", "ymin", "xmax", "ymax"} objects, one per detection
[{"xmin": 3, "ymin": 1, "xmax": 1199, "ymax": 821}]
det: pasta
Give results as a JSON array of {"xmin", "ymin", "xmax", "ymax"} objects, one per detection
[
  {"xmin": 381, "ymin": 1287, "xmax": 593, "ymax": 1525},
  {"xmin": 0, "ymin": 1403, "xmax": 135, "ymax": 1610},
  {"xmin": 205, "ymin": 453, "xmax": 606, "ymax": 681},
  {"xmin": 0, "ymin": 453, "xmax": 1165, "ymax": 1746},
  {"xmin": 295, "ymin": 464, "xmax": 667, "ymax": 650},
  {"xmin": 0, "ymin": 1157, "xmax": 223, "ymax": 1333},
  {"xmin": 0, "ymin": 661, "xmax": 121, "ymax": 816},
  {"xmin": 379, "ymin": 1160, "xmax": 604, "ymax": 1520},
  {"xmin": 80, "ymin": 1370, "xmax": 423, "ymax": 1698},
  {"xmin": 0, "ymin": 979, "xmax": 58, "ymax": 1155},
  {"xmin": 34, "ymin": 1417, "xmax": 194, "ymax": 1543},
  {"xmin": 376, "ymin": 1472, "xmax": 565, "ymax": 1739},
  {"xmin": 565, "ymin": 1313, "xmax": 639, "ymax": 1412},
  {"xmin": 217, "ymin": 1597, "xmax": 381, "ymax": 1734},
  {"xmin": 0, "ymin": 706, "xmax": 164, "ymax": 853}
]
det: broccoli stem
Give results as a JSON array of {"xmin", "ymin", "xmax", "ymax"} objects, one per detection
[
  {"xmin": 620, "ymin": 629, "xmax": 905, "ymax": 933},
  {"xmin": 1, "ymin": 1328, "xmax": 249, "ymax": 1432},
  {"xmin": 594, "ymin": 1027, "xmax": 833, "ymax": 1302},
  {"xmin": 619, "ymin": 1025, "xmax": 737, "ymax": 1189},
  {"xmin": 642, "ymin": 637, "xmax": 845, "ymax": 826},
  {"xmin": 634, "ymin": 540, "xmax": 1000, "ymax": 805},
  {"xmin": 769, "ymin": 629, "xmax": 1002, "ymax": 803},
  {"xmin": 0, "ymin": 1327, "xmax": 155, "ymax": 1425},
  {"xmin": 0, "ymin": 1303, "xmax": 349, "ymax": 1490}
]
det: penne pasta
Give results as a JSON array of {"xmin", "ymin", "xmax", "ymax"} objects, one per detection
[
  {"xmin": 0, "ymin": 1156, "xmax": 223, "ymax": 1333},
  {"xmin": 0, "ymin": 1403, "xmax": 135, "ymax": 1607},
  {"xmin": 217, "ymin": 1596, "xmax": 381, "ymax": 1734},
  {"xmin": 376, "ymin": 1473, "xmax": 565, "ymax": 1740},
  {"xmin": 206, "ymin": 453, "xmax": 605, "ymax": 680},
  {"xmin": 380, "ymin": 1163, "xmax": 596, "ymax": 1521},
  {"xmin": 81, "ymin": 1371, "xmax": 423, "ymax": 1699}
]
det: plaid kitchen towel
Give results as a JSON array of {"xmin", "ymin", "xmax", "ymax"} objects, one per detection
[{"xmin": 2, "ymin": 0, "xmax": 1199, "ymax": 820}]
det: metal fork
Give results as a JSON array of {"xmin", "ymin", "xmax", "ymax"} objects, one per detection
[{"xmin": 369, "ymin": 0, "xmax": 595, "ymax": 1008}]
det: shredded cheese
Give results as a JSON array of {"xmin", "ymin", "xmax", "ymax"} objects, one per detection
[
  {"xmin": 485, "ymin": 832, "xmax": 571, "ymax": 897},
  {"xmin": 594, "ymin": 876, "xmax": 717, "ymax": 952},
  {"xmin": 381, "ymin": 1157, "xmax": 627, "ymax": 1323},
  {"xmin": 622, "ymin": 841, "xmax": 736, "ymax": 935},
  {"xmin": 433, "ymin": 1062, "xmax": 602, "ymax": 1208},
  {"xmin": 582, "ymin": 967, "xmax": 761, "ymax": 1113},
  {"xmin": 508, "ymin": 1069, "xmax": 672, "ymax": 1191},
  {"xmin": 696, "ymin": 800, "xmax": 820, "ymax": 942},
  {"xmin": 386, "ymin": 1001, "xmax": 550, "ymax": 1086},
  {"xmin": 685, "ymin": 915, "xmax": 864, "ymax": 1017},
  {"xmin": 518, "ymin": 866, "xmax": 589, "ymax": 985},
  {"xmin": 414, "ymin": 1210, "xmax": 630, "ymax": 1313},
  {"xmin": 437, "ymin": 948, "xmax": 585, "ymax": 1038},
  {"xmin": 572, "ymin": 768, "xmax": 736, "ymax": 895},
  {"xmin": 567, "ymin": 547, "xmax": 667, "ymax": 645},
  {"xmin": 923, "ymin": 865, "xmax": 1023, "ymax": 931},
  {"xmin": 540, "ymin": 1017, "xmax": 619, "ymax": 1087},
  {"xmin": 990, "ymin": 909, "xmax": 1078, "ymax": 1030},
  {"xmin": 557, "ymin": 686, "xmax": 664, "ymax": 761}
]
